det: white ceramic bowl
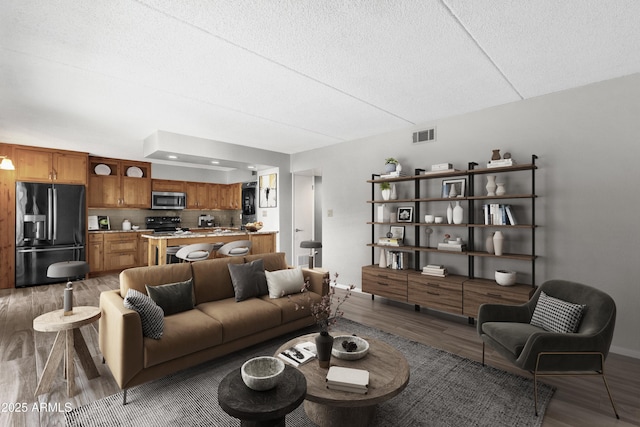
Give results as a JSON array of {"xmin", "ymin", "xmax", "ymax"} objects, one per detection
[
  {"xmin": 131, "ymin": 225, "xmax": 140, "ymax": 230},
  {"xmin": 332, "ymin": 335, "xmax": 370, "ymax": 360},
  {"xmin": 495, "ymin": 270, "xmax": 517, "ymax": 286},
  {"xmin": 241, "ymin": 356, "xmax": 284, "ymax": 391}
]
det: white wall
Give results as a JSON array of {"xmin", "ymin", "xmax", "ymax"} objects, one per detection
[
  {"xmin": 292, "ymin": 73, "xmax": 640, "ymax": 357},
  {"xmin": 256, "ymin": 167, "xmax": 281, "ymax": 250}
]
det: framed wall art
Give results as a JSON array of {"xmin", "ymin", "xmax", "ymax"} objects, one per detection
[{"xmin": 259, "ymin": 173, "xmax": 277, "ymax": 207}]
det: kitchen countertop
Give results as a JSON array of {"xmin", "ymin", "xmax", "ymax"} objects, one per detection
[
  {"xmin": 89, "ymin": 229, "xmax": 152, "ymax": 233},
  {"xmin": 141, "ymin": 230, "xmax": 275, "ymax": 239}
]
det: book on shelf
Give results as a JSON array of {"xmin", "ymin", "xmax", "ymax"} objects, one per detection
[
  {"xmin": 388, "ymin": 251, "xmax": 409, "ymax": 270},
  {"xmin": 437, "ymin": 242, "xmax": 466, "ymax": 252},
  {"xmin": 380, "ymin": 171, "xmax": 408, "ymax": 178},
  {"xmin": 487, "ymin": 159, "xmax": 515, "ymax": 168},
  {"xmin": 278, "ymin": 342, "xmax": 316, "ymax": 367},
  {"xmin": 422, "ymin": 265, "xmax": 448, "ymax": 276},
  {"xmin": 378, "ymin": 237, "xmax": 403, "ymax": 246},
  {"xmin": 482, "ymin": 204, "xmax": 518, "ymax": 225},
  {"xmin": 326, "ymin": 366, "xmax": 369, "ymax": 392},
  {"xmin": 430, "ymin": 163, "xmax": 453, "ymax": 171}
]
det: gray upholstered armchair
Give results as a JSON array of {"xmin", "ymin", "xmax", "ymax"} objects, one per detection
[{"xmin": 478, "ymin": 279, "xmax": 619, "ymax": 418}]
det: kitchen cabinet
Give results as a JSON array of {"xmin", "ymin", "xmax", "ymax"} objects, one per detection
[
  {"xmin": 0, "ymin": 143, "xmax": 15, "ymax": 289},
  {"xmin": 186, "ymin": 181, "xmax": 210, "ymax": 209},
  {"xmin": 88, "ymin": 157, "xmax": 151, "ymax": 208},
  {"xmin": 219, "ymin": 183, "xmax": 242, "ymax": 209},
  {"xmin": 103, "ymin": 233, "xmax": 138, "ymax": 271},
  {"xmin": 88, "ymin": 233, "xmax": 104, "ymax": 273},
  {"xmin": 208, "ymin": 184, "xmax": 220, "ymax": 209},
  {"xmin": 14, "ymin": 147, "xmax": 88, "ymax": 184},
  {"xmin": 137, "ymin": 232, "xmax": 148, "ymax": 267},
  {"xmin": 152, "ymin": 179, "xmax": 185, "ymax": 193}
]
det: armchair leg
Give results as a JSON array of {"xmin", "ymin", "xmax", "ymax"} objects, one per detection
[
  {"xmin": 481, "ymin": 342, "xmax": 485, "ymax": 366},
  {"xmin": 601, "ymin": 369, "xmax": 620, "ymax": 419},
  {"xmin": 123, "ymin": 389, "xmax": 128, "ymax": 405}
]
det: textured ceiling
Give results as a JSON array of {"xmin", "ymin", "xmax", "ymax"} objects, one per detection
[{"xmin": 1, "ymin": 0, "xmax": 639, "ymax": 167}]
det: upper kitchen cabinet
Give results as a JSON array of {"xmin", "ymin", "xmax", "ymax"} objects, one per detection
[
  {"xmin": 219, "ymin": 183, "xmax": 242, "ymax": 209},
  {"xmin": 14, "ymin": 147, "xmax": 88, "ymax": 184},
  {"xmin": 185, "ymin": 181, "xmax": 210, "ymax": 209},
  {"xmin": 88, "ymin": 157, "xmax": 151, "ymax": 208},
  {"xmin": 152, "ymin": 179, "xmax": 185, "ymax": 193}
]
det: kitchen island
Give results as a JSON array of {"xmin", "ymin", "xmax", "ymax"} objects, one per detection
[{"xmin": 142, "ymin": 230, "xmax": 277, "ymax": 266}]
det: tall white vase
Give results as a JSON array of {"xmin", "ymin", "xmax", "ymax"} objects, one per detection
[
  {"xmin": 453, "ymin": 201, "xmax": 463, "ymax": 224},
  {"xmin": 446, "ymin": 202, "xmax": 453, "ymax": 224},
  {"xmin": 486, "ymin": 175, "xmax": 497, "ymax": 196},
  {"xmin": 486, "ymin": 232, "xmax": 495, "ymax": 254},
  {"xmin": 379, "ymin": 249, "xmax": 387, "ymax": 268},
  {"xmin": 493, "ymin": 231, "xmax": 504, "ymax": 256},
  {"xmin": 390, "ymin": 184, "xmax": 398, "ymax": 200}
]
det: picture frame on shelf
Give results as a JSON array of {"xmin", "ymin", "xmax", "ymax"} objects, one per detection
[
  {"xmin": 389, "ymin": 226, "xmax": 405, "ymax": 240},
  {"xmin": 442, "ymin": 178, "xmax": 466, "ymax": 198},
  {"xmin": 396, "ymin": 207, "xmax": 413, "ymax": 223}
]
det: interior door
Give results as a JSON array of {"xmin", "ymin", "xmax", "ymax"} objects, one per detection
[{"xmin": 293, "ymin": 174, "xmax": 314, "ymax": 267}]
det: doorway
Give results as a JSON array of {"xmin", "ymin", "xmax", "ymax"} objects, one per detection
[{"xmin": 293, "ymin": 172, "xmax": 322, "ymax": 267}]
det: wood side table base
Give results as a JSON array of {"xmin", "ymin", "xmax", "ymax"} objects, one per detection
[
  {"xmin": 33, "ymin": 306, "xmax": 101, "ymax": 397},
  {"xmin": 304, "ymin": 400, "xmax": 376, "ymax": 427}
]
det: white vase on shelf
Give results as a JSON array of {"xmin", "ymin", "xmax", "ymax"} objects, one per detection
[
  {"xmin": 486, "ymin": 175, "xmax": 497, "ymax": 196},
  {"xmin": 453, "ymin": 201, "xmax": 463, "ymax": 224},
  {"xmin": 381, "ymin": 188, "xmax": 391, "ymax": 200},
  {"xmin": 493, "ymin": 231, "xmax": 504, "ymax": 256},
  {"xmin": 486, "ymin": 232, "xmax": 495, "ymax": 254},
  {"xmin": 496, "ymin": 182, "xmax": 506, "ymax": 196},
  {"xmin": 448, "ymin": 183, "xmax": 457, "ymax": 198},
  {"xmin": 390, "ymin": 184, "xmax": 398, "ymax": 200},
  {"xmin": 446, "ymin": 202, "xmax": 453, "ymax": 224},
  {"xmin": 379, "ymin": 249, "xmax": 387, "ymax": 268}
]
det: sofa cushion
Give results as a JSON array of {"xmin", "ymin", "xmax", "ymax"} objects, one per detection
[
  {"xmin": 146, "ymin": 279, "xmax": 194, "ymax": 316},
  {"xmin": 228, "ymin": 259, "xmax": 268, "ymax": 301},
  {"xmin": 120, "ymin": 263, "xmax": 192, "ymax": 297},
  {"xmin": 261, "ymin": 291, "xmax": 323, "ymax": 324},
  {"xmin": 530, "ymin": 291, "xmax": 585, "ymax": 333},
  {"xmin": 191, "ymin": 257, "xmax": 245, "ymax": 304},
  {"xmin": 245, "ymin": 252, "xmax": 288, "ymax": 271},
  {"xmin": 482, "ymin": 322, "xmax": 544, "ymax": 357},
  {"xmin": 265, "ymin": 267, "xmax": 305, "ymax": 299},
  {"xmin": 197, "ymin": 298, "xmax": 281, "ymax": 343},
  {"xmin": 144, "ymin": 309, "xmax": 223, "ymax": 368},
  {"xmin": 123, "ymin": 289, "xmax": 164, "ymax": 339}
]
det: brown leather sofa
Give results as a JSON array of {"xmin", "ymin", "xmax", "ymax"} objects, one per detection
[{"xmin": 99, "ymin": 252, "xmax": 328, "ymax": 403}]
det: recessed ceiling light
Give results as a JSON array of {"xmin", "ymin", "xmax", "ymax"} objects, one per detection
[
  {"xmin": 168, "ymin": 155, "xmax": 177, "ymax": 159},
  {"xmin": 248, "ymin": 165, "xmax": 256, "ymax": 169},
  {"xmin": 211, "ymin": 160, "xmax": 220, "ymax": 164}
]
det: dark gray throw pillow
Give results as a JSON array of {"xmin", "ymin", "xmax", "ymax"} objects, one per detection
[
  {"xmin": 123, "ymin": 289, "xmax": 164, "ymax": 339},
  {"xmin": 145, "ymin": 278, "xmax": 194, "ymax": 316},
  {"xmin": 228, "ymin": 259, "xmax": 268, "ymax": 302}
]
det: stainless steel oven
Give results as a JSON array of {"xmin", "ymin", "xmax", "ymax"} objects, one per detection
[{"xmin": 151, "ymin": 191, "xmax": 186, "ymax": 210}]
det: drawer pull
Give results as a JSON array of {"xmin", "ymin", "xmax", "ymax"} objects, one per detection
[
  {"xmin": 428, "ymin": 283, "xmax": 441, "ymax": 288},
  {"xmin": 487, "ymin": 293, "xmax": 503, "ymax": 298},
  {"xmin": 377, "ymin": 282, "xmax": 389, "ymax": 286},
  {"xmin": 427, "ymin": 291, "xmax": 440, "ymax": 296}
]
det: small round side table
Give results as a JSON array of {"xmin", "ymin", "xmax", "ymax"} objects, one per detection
[
  {"xmin": 33, "ymin": 306, "xmax": 101, "ymax": 397},
  {"xmin": 218, "ymin": 365, "xmax": 306, "ymax": 427}
]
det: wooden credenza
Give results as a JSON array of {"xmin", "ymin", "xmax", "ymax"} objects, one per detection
[{"xmin": 362, "ymin": 265, "xmax": 534, "ymax": 320}]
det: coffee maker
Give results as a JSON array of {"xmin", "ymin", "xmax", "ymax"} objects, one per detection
[{"xmin": 198, "ymin": 214, "xmax": 214, "ymax": 227}]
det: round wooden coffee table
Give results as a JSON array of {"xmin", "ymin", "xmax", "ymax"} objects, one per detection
[
  {"xmin": 218, "ymin": 365, "xmax": 306, "ymax": 426},
  {"xmin": 275, "ymin": 332, "xmax": 410, "ymax": 427},
  {"xmin": 33, "ymin": 306, "xmax": 101, "ymax": 397}
]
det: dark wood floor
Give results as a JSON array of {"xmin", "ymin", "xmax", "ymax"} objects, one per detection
[{"xmin": 0, "ymin": 275, "xmax": 638, "ymax": 426}]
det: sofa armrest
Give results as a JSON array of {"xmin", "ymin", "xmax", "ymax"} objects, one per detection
[
  {"xmin": 99, "ymin": 290, "xmax": 144, "ymax": 389},
  {"xmin": 301, "ymin": 268, "xmax": 329, "ymax": 296}
]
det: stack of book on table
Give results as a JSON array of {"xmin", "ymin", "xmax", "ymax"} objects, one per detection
[
  {"xmin": 422, "ymin": 264, "xmax": 448, "ymax": 277},
  {"xmin": 326, "ymin": 366, "xmax": 369, "ymax": 394},
  {"xmin": 278, "ymin": 342, "xmax": 316, "ymax": 367}
]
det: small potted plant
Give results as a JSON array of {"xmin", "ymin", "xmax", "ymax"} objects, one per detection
[
  {"xmin": 380, "ymin": 182, "xmax": 391, "ymax": 200},
  {"xmin": 384, "ymin": 158, "xmax": 399, "ymax": 173}
]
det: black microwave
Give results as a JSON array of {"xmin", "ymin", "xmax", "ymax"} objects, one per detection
[{"xmin": 152, "ymin": 191, "xmax": 186, "ymax": 210}]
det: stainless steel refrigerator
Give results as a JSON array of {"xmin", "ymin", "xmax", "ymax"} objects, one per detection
[{"xmin": 15, "ymin": 182, "xmax": 86, "ymax": 287}]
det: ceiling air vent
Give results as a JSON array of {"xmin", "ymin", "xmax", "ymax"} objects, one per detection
[{"xmin": 412, "ymin": 127, "xmax": 436, "ymax": 144}]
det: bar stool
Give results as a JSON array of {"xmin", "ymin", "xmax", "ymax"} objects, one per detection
[
  {"xmin": 217, "ymin": 240, "xmax": 252, "ymax": 257},
  {"xmin": 175, "ymin": 243, "xmax": 215, "ymax": 262},
  {"xmin": 300, "ymin": 241, "xmax": 322, "ymax": 268},
  {"xmin": 166, "ymin": 246, "xmax": 180, "ymax": 264}
]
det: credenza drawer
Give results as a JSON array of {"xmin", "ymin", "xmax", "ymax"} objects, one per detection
[
  {"xmin": 362, "ymin": 266, "xmax": 407, "ymax": 301},
  {"xmin": 463, "ymin": 278, "xmax": 534, "ymax": 318},
  {"xmin": 408, "ymin": 274, "xmax": 464, "ymax": 314}
]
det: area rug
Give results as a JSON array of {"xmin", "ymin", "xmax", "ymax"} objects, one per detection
[{"xmin": 66, "ymin": 319, "xmax": 554, "ymax": 427}]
